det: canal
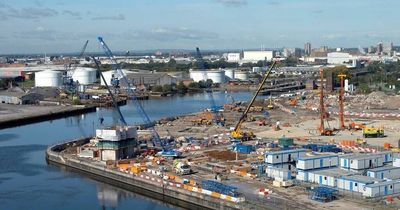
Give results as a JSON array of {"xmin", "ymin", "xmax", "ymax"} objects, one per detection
[{"xmin": 0, "ymin": 91, "xmax": 259, "ymax": 210}]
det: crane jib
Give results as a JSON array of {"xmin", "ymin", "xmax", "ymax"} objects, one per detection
[{"xmin": 233, "ymin": 61, "xmax": 277, "ymax": 133}]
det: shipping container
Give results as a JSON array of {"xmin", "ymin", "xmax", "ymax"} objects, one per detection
[{"xmin": 337, "ymin": 175, "xmax": 382, "ymax": 193}]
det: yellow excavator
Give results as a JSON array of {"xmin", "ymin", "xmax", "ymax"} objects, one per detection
[{"xmin": 231, "ymin": 61, "xmax": 277, "ymax": 141}]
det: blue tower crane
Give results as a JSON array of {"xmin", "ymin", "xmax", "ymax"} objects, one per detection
[
  {"xmin": 97, "ymin": 37, "xmax": 181, "ymax": 157},
  {"xmin": 195, "ymin": 47, "xmax": 224, "ymax": 126}
]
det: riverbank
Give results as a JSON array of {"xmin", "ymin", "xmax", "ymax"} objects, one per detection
[
  {"xmin": 0, "ymin": 104, "xmax": 96, "ymax": 129},
  {"xmin": 46, "ymin": 138, "xmax": 244, "ymax": 210}
]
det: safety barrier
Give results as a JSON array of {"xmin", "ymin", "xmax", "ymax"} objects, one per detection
[
  {"xmin": 117, "ymin": 167, "xmax": 245, "ymax": 203},
  {"xmin": 230, "ymin": 169, "xmax": 257, "ymax": 179},
  {"xmin": 336, "ymin": 144, "xmax": 377, "ymax": 153}
]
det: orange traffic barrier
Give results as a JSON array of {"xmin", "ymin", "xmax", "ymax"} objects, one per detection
[{"xmin": 384, "ymin": 143, "xmax": 391, "ymax": 150}]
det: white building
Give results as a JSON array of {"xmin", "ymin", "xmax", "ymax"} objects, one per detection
[
  {"xmin": 265, "ymin": 149, "xmax": 306, "ymax": 164},
  {"xmin": 227, "ymin": 53, "xmax": 241, "ymax": 62},
  {"xmin": 363, "ymin": 180, "xmax": 400, "ymax": 198},
  {"xmin": 266, "ymin": 166, "xmax": 292, "ymax": 181},
  {"xmin": 337, "ymin": 175, "xmax": 382, "ymax": 193},
  {"xmin": 297, "ymin": 168, "xmax": 357, "ymax": 187},
  {"xmin": 243, "ymin": 51, "xmax": 274, "ymax": 62},
  {"xmin": 96, "ymin": 126, "xmax": 138, "ymax": 161},
  {"xmin": 296, "ymin": 155, "xmax": 339, "ymax": 170},
  {"xmin": 327, "ymin": 52, "xmax": 352, "ymax": 64},
  {"xmin": 366, "ymin": 166, "xmax": 400, "ymax": 179},
  {"xmin": 340, "ymin": 154, "xmax": 384, "ymax": 170}
]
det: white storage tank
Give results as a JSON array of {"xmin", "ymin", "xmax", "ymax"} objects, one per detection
[
  {"xmin": 35, "ymin": 70, "xmax": 62, "ymax": 87},
  {"xmin": 189, "ymin": 69, "xmax": 225, "ymax": 84},
  {"xmin": 72, "ymin": 67, "xmax": 97, "ymax": 85},
  {"xmin": 206, "ymin": 69, "xmax": 225, "ymax": 84},
  {"xmin": 225, "ymin": 69, "xmax": 235, "ymax": 80},
  {"xmin": 101, "ymin": 70, "xmax": 118, "ymax": 86},
  {"xmin": 235, "ymin": 71, "xmax": 249, "ymax": 81}
]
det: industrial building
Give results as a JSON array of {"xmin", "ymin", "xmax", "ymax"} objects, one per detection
[
  {"xmin": 227, "ymin": 53, "xmax": 241, "ymax": 62},
  {"xmin": 0, "ymin": 87, "xmax": 43, "ymax": 105},
  {"xmin": 96, "ymin": 126, "xmax": 138, "ymax": 161},
  {"xmin": 127, "ymin": 72, "xmax": 178, "ymax": 87},
  {"xmin": 242, "ymin": 51, "xmax": 274, "ymax": 62}
]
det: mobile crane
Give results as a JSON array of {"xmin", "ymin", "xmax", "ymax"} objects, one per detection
[
  {"xmin": 231, "ymin": 61, "xmax": 277, "ymax": 141},
  {"xmin": 97, "ymin": 37, "xmax": 181, "ymax": 157}
]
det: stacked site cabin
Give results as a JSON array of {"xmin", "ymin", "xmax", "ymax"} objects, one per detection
[
  {"xmin": 296, "ymin": 154, "xmax": 339, "ymax": 170},
  {"xmin": 362, "ymin": 180, "xmax": 400, "ymax": 198},
  {"xmin": 297, "ymin": 168, "xmax": 357, "ymax": 187},
  {"xmin": 367, "ymin": 166, "xmax": 400, "ymax": 179},
  {"xmin": 337, "ymin": 175, "xmax": 382, "ymax": 193},
  {"xmin": 379, "ymin": 151, "xmax": 393, "ymax": 163},
  {"xmin": 265, "ymin": 149, "xmax": 306, "ymax": 164},
  {"xmin": 340, "ymin": 154, "xmax": 384, "ymax": 170},
  {"xmin": 266, "ymin": 166, "xmax": 292, "ymax": 181}
]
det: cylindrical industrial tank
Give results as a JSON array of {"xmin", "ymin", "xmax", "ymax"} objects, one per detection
[
  {"xmin": 225, "ymin": 69, "xmax": 235, "ymax": 80},
  {"xmin": 189, "ymin": 69, "xmax": 225, "ymax": 83},
  {"xmin": 206, "ymin": 70, "xmax": 225, "ymax": 84},
  {"xmin": 35, "ymin": 70, "xmax": 62, "ymax": 87},
  {"xmin": 101, "ymin": 70, "xmax": 117, "ymax": 86},
  {"xmin": 72, "ymin": 68, "xmax": 96, "ymax": 85},
  {"xmin": 235, "ymin": 71, "xmax": 249, "ymax": 81}
]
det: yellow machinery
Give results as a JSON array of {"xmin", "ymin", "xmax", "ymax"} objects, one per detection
[
  {"xmin": 363, "ymin": 126, "xmax": 384, "ymax": 138},
  {"xmin": 267, "ymin": 96, "xmax": 274, "ymax": 109},
  {"xmin": 231, "ymin": 61, "xmax": 277, "ymax": 140}
]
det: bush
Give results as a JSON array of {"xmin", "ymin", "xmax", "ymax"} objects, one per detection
[{"xmin": 152, "ymin": 85, "xmax": 163, "ymax": 92}]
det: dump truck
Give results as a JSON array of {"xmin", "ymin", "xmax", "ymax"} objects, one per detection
[{"xmin": 363, "ymin": 126, "xmax": 384, "ymax": 138}]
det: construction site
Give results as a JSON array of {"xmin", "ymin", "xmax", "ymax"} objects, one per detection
[{"xmin": 46, "ymin": 38, "xmax": 400, "ymax": 210}]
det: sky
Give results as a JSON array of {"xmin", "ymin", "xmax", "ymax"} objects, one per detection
[{"xmin": 0, "ymin": 0, "xmax": 399, "ymax": 54}]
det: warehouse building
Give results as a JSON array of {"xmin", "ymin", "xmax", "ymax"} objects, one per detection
[
  {"xmin": 126, "ymin": 72, "xmax": 178, "ymax": 87},
  {"xmin": 243, "ymin": 51, "xmax": 274, "ymax": 62},
  {"xmin": 0, "ymin": 87, "xmax": 43, "ymax": 105}
]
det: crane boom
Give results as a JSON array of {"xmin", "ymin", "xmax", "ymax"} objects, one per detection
[
  {"xmin": 92, "ymin": 56, "xmax": 127, "ymax": 125},
  {"xmin": 231, "ymin": 61, "xmax": 277, "ymax": 138},
  {"xmin": 67, "ymin": 40, "xmax": 89, "ymax": 77},
  {"xmin": 97, "ymin": 37, "xmax": 161, "ymax": 142}
]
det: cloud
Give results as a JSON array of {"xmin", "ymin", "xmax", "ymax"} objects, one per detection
[
  {"xmin": 91, "ymin": 14, "xmax": 125, "ymax": 21},
  {"xmin": 62, "ymin": 10, "xmax": 80, "ymax": 17},
  {"xmin": 125, "ymin": 27, "xmax": 219, "ymax": 42},
  {"xmin": 214, "ymin": 0, "xmax": 247, "ymax": 7},
  {"xmin": 312, "ymin": 9, "xmax": 323, "ymax": 14},
  {"xmin": 0, "ymin": 5, "xmax": 58, "ymax": 20},
  {"xmin": 13, "ymin": 27, "xmax": 84, "ymax": 41}
]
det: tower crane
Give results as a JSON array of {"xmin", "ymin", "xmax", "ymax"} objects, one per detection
[
  {"xmin": 97, "ymin": 37, "xmax": 181, "ymax": 157},
  {"xmin": 231, "ymin": 61, "xmax": 277, "ymax": 141},
  {"xmin": 195, "ymin": 47, "xmax": 224, "ymax": 126}
]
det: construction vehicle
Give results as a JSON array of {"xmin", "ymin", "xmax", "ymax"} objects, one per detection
[
  {"xmin": 267, "ymin": 95, "xmax": 274, "ymax": 109},
  {"xmin": 355, "ymin": 138, "xmax": 366, "ymax": 145},
  {"xmin": 288, "ymin": 96, "xmax": 299, "ymax": 106},
  {"xmin": 363, "ymin": 126, "xmax": 384, "ymax": 138},
  {"xmin": 195, "ymin": 47, "xmax": 224, "ymax": 126},
  {"xmin": 173, "ymin": 160, "xmax": 192, "ymax": 175},
  {"xmin": 97, "ymin": 37, "xmax": 181, "ymax": 158},
  {"xmin": 348, "ymin": 121, "xmax": 365, "ymax": 130},
  {"xmin": 231, "ymin": 61, "xmax": 277, "ymax": 141},
  {"xmin": 318, "ymin": 68, "xmax": 335, "ymax": 136}
]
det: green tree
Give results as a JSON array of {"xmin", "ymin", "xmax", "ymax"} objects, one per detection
[
  {"xmin": 188, "ymin": 82, "xmax": 200, "ymax": 89},
  {"xmin": 152, "ymin": 85, "xmax": 163, "ymax": 92},
  {"xmin": 162, "ymin": 84, "xmax": 173, "ymax": 92},
  {"xmin": 176, "ymin": 81, "xmax": 188, "ymax": 93}
]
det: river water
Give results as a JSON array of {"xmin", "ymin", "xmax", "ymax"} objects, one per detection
[{"xmin": 0, "ymin": 91, "xmax": 258, "ymax": 210}]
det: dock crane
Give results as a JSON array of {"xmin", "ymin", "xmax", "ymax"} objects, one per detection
[
  {"xmin": 231, "ymin": 61, "xmax": 277, "ymax": 141},
  {"xmin": 63, "ymin": 40, "xmax": 89, "ymax": 92},
  {"xmin": 97, "ymin": 37, "xmax": 181, "ymax": 157},
  {"xmin": 319, "ymin": 68, "xmax": 334, "ymax": 136},
  {"xmin": 195, "ymin": 47, "xmax": 224, "ymax": 126}
]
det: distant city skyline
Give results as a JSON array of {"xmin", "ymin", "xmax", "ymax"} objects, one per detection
[{"xmin": 0, "ymin": 0, "xmax": 400, "ymax": 54}]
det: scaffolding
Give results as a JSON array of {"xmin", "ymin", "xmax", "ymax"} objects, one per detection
[{"xmin": 309, "ymin": 186, "xmax": 338, "ymax": 202}]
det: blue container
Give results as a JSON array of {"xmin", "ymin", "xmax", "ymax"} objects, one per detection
[
  {"xmin": 235, "ymin": 144, "xmax": 253, "ymax": 154},
  {"xmin": 201, "ymin": 180, "xmax": 239, "ymax": 197}
]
